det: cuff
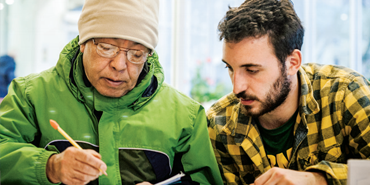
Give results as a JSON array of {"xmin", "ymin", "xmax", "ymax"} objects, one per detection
[{"xmin": 35, "ymin": 150, "xmax": 59, "ymax": 185}]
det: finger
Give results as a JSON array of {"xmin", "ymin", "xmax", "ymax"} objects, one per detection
[
  {"xmin": 136, "ymin": 182, "xmax": 153, "ymax": 185},
  {"xmin": 262, "ymin": 168, "xmax": 284, "ymax": 185},
  {"xmin": 69, "ymin": 176, "xmax": 91, "ymax": 185},
  {"xmin": 85, "ymin": 149, "xmax": 102, "ymax": 159},
  {"xmin": 84, "ymin": 149, "xmax": 107, "ymax": 173},
  {"xmin": 61, "ymin": 171, "xmax": 90, "ymax": 185},
  {"xmin": 254, "ymin": 169, "xmax": 272, "ymax": 185},
  {"xmin": 75, "ymin": 150, "xmax": 107, "ymax": 172},
  {"xmin": 73, "ymin": 159, "xmax": 101, "ymax": 177},
  {"xmin": 71, "ymin": 168, "xmax": 100, "ymax": 184}
]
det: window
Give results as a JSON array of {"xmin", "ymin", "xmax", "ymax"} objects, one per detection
[{"xmin": 0, "ymin": 0, "xmax": 369, "ymax": 109}]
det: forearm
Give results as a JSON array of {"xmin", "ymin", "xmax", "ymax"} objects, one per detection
[
  {"xmin": 306, "ymin": 161, "xmax": 347, "ymax": 185},
  {"xmin": 311, "ymin": 171, "xmax": 328, "ymax": 185},
  {"xmin": 0, "ymin": 80, "xmax": 57, "ymax": 184},
  {"xmin": 0, "ymin": 142, "xmax": 56, "ymax": 185}
]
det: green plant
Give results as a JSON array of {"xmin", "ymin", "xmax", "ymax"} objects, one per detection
[{"xmin": 190, "ymin": 62, "xmax": 229, "ymax": 104}]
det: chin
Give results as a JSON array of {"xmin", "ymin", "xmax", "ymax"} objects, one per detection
[
  {"xmin": 240, "ymin": 105, "xmax": 263, "ymax": 117},
  {"xmin": 97, "ymin": 90, "xmax": 127, "ymax": 98}
]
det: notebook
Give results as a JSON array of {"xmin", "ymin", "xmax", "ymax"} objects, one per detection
[{"xmin": 347, "ymin": 159, "xmax": 370, "ymax": 185}]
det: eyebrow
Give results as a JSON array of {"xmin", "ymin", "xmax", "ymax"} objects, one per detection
[
  {"xmin": 131, "ymin": 42, "xmax": 141, "ymax": 46},
  {"xmin": 222, "ymin": 60, "xmax": 262, "ymax": 68}
]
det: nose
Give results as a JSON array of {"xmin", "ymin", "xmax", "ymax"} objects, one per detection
[
  {"xmin": 232, "ymin": 71, "xmax": 248, "ymax": 95},
  {"xmin": 110, "ymin": 51, "xmax": 128, "ymax": 71}
]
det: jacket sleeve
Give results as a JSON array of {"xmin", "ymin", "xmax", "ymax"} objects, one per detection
[
  {"xmin": 208, "ymin": 115, "xmax": 243, "ymax": 185},
  {"xmin": 305, "ymin": 76, "xmax": 370, "ymax": 185},
  {"xmin": 0, "ymin": 77, "xmax": 57, "ymax": 185},
  {"xmin": 174, "ymin": 104, "xmax": 223, "ymax": 185}
]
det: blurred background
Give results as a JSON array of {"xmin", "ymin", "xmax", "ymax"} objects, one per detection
[{"xmin": 0, "ymin": 0, "xmax": 369, "ymax": 109}]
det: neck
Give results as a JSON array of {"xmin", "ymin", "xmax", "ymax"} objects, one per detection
[{"xmin": 258, "ymin": 74, "xmax": 300, "ymax": 130}]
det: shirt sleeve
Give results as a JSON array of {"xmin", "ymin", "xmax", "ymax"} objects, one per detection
[
  {"xmin": 306, "ymin": 76, "xmax": 370, "ymax": 185},
  {"xmin": 208, "ymin": 115, "xmax": 243, "ymax": 185},
  {"xmin": 0, "ymin": 77, "xmax": 57, "ymax": 185}
]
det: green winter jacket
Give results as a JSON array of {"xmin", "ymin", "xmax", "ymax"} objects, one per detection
[{"xmin": 0, "ymin": 37, "xmax": 222, "ymax": 185}]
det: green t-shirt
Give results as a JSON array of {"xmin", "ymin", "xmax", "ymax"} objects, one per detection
[{"xmin": 256, "ymin": 110, "xmax": 298, "ymax": 168}]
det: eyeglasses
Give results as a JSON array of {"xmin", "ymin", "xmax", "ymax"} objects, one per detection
[{"xmin": 92, "ymin": 39, "xmax": 150, "ymax": 64}]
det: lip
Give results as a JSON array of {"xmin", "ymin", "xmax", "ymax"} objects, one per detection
[
  {"xmin": 240, "ymin": 98, "xmax": 255, "ymax": 105},
  {"xmin": 104, "ymin": 78, "xmax": 124, "ymax": 87}
]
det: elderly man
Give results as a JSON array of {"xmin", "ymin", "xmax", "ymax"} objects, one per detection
[
  {"xmin": 0, "ymin": 0, "xmax": 222, "ymax": 184},
  {"xmin": 207, "ymin": 0, "xmax": 370, "ymax": 185}
]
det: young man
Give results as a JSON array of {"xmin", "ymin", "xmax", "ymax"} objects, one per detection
[
  {"xmin": 208, "ymin": 0, "xmax": 370, "ymax": 184},
  {"xmin": 0, "ymin": 0, "xmax": 222, "ymax": 184}
]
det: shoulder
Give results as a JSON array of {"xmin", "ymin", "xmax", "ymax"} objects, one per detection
[
  {"xmin": 11, "ymin": 67, "xmax": 61, "ymax": 97},
  {"xmin": 160, "ymin": 83, "xmax": 199, "ymax": 104},
  {"xmin": 301, "ymin": 63, "xmax": 370, "ymax": 91},
  {"xmin": 301, "ymin": 63, "xmax": 366, "ymax": 82},
  {"xmin": 157, "ymin": 83, "xmax": 203, "ymax": 117},
  {"xmin": 206, "ymin": 92, "xmax": 239, "ymax": 123},
  {"xmin": 15, "ymin": 67, "xmax": 57, "ymax": 86}
]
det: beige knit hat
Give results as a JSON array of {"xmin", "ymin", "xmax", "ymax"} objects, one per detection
[{"xmin": 78, "ymin": 0, "xmax": 159, "ymax": 51}]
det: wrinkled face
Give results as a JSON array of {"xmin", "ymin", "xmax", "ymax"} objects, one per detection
[
  {"xmin": 80, "ymin": 38, "xmax": 149, "ymax": 98},
  {"xmin": 223, "ymin": 35, "xmax": 291, "ymax": 117}
]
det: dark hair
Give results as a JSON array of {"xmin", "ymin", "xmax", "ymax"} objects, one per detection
[{"xmin": 218, "ymin": 0, "xmax": 304, "ymax": 66}]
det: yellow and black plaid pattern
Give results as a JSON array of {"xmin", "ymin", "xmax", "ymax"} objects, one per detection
[{"xmin": 207, "ymin": 63, "xmax": 370, "ymax": 185}]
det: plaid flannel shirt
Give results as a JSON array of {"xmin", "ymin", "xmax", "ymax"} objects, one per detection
[{"xmin": 207, "ymin": 63, "xmax": 370, "ymax": 185}]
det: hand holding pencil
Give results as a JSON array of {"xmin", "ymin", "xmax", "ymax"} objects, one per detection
[{"xmin": 46, "ymin": 119, "xmax": 107, "ymax": 185}]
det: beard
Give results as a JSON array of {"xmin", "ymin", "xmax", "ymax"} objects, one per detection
[{"xmin": 237, "ymin": 69, "xmax": 291, "ymax": 118}]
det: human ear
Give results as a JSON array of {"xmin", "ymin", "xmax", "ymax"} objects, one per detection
[
  {"xmin": 80, "ymin": 44, "xmax": 85, "ymax": 53},
  {"xmin": 286, "ymin": 49, "xmax": 301, "ymax": 76}
]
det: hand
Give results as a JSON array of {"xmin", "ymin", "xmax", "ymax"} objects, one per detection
[
  {"xmin": 46, "ymin": 147, "xmax": 107, "ymax": 185},
  {"xmin": 136, "ymin": 182, "xmax": 152, "ymax": 185},
  {"xmin": 252, "ymin": 167, "xmax": 328, "ymax": 185}
]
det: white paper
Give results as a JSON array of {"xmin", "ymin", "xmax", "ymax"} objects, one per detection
[
  {"xmin": 155, "ymin": 172, "xmax": 185, "ymax": 185},
  {"xmin": 348, "ymin": 159, "xmax": 370, "ymax": 185}
]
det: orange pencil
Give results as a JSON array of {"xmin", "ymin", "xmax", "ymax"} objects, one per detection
[{"xmin": 50, "ymin": 119, "xmax": 108, "ymax": 176}]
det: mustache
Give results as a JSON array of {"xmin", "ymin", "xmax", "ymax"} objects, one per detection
[{"xmin": 235, "ymin": 91, "xmax": 259, "ymax": 101}]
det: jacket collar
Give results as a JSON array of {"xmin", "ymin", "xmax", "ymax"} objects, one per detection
[{"xmin": 297, "ymin": 67, "xmax": 320, "ymax": 116}]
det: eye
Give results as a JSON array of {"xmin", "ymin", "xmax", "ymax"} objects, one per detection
[
  {"xmin": 133, "ymin": 51, "xmax": 144, "ymax": 58},
  {"xmin": 98, "ymin": 43, "xmax": 115, "ymax": 51},
  {"xmin": 247, "ymin": 69, "xmax": 259, "ymax": 73},
  {"xmin": 128, "ymin": 50, "xmax": 144, "ymax": 60}
]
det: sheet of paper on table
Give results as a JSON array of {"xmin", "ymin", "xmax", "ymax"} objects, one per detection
[
  {"xmin": 154, "ymin": 172, "xmax": 185, "ymax": 185},
  {"xmin": 348, "ymin": 159, "xmax": 370, "ymax": 185}
]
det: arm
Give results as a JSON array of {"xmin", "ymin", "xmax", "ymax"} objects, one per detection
[
  {"xmin": 208, "ymin": 117, "xmax": 242, "ymax": 185},
  {"xmin": 175, "ymin": 105, "xmax": 223, "ymax": 185},
  {"xmin": 305, "ymin": 76, "xmax": 370, "ymax": 185},
  {"xmin": 252, "ymin": 167, "xmax": 327, "ymax": 185},
  {"xmin": 0, "ymin": 77, "xmax": 107, "ymax": 185},
  {"xmin": 0, "ymin": 78, "xmax": 57, "ymax": 185}
]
